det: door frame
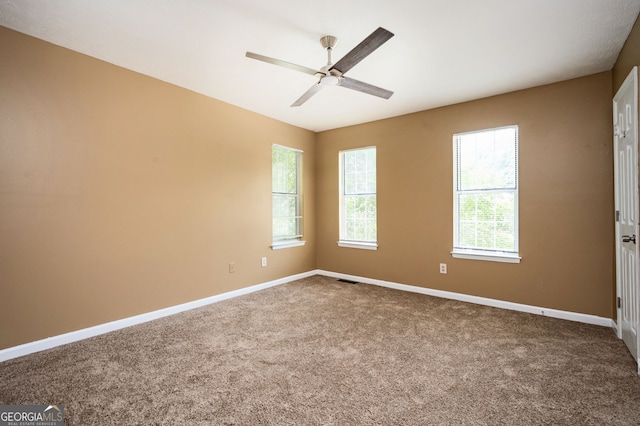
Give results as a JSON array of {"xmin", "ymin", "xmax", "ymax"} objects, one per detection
[{"xmin": 614, "ymin": 66, "xmax": 639, "ymax": 372}]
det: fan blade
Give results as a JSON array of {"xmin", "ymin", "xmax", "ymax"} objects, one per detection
[
  {"xmin": 340, "ymin": 77, "xmax": 393, "ymax": 99},
  {"xmin": 291, "ymin": 82, "xmax": 323, "ymax": 107},
  {"xmin": 246, "ymin": 52, "xmax": 322, "ymax": 76},
  {"xmin": 330, "ymin": 27, "xmax": 394, "ymax": 75}
]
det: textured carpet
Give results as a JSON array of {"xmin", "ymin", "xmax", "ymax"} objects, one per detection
[{"xmin": 1, "ymin": 275, "xmax": 639, "ymax": 425}]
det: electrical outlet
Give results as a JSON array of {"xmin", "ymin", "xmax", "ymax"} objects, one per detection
[
  {"xmin": 439, "ymin": 263, "xmax": 447, "ymax": 274},
  {"xmin": 229, "ymin": 262, "xmax": 236, "ymax": 273},
  {"xmin": 261, "ymin": 257, "xmax": 267, "ymax": 267}
]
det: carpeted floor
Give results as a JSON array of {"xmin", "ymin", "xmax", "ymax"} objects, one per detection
[{"xmin": 1, "ymin": 274, "xmax": 639, "ymax": 425}]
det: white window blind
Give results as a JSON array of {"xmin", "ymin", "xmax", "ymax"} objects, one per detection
[
  {"xmin": 272, "ymin": 144, "xmax": 302, "ymax": 246},
  {"xmin": 453, "ymin": 126, "xmax": 520, "ymax": 262},
  {"xmin": 339, "ymin": 147, "xmax": 377, "ymax": 249}
]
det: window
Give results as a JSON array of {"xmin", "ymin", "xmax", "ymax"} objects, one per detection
[
  {"xmin": 339, "ymin": 147, "xmax": 377, "ymax": 250},
  {"xmin": 272, "ymin": 144, "xmax": 304, "ymax": 249},
  {"xmin": 452, "ymin": 126, "xmax": 520, "ymax": 263}
]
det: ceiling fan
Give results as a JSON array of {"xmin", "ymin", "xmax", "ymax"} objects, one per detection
[{"xmin": 246, "ymin": 27, "xmax": 394, "ymax": 107}]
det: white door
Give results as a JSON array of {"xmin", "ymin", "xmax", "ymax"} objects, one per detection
[{"xmin": 614, "ymin": 66, "xmax": 639, "ymax": 366}]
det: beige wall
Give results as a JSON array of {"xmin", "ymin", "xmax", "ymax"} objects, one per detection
[
  {"xmin": 316, "ymin": 72, "xmax": 614, "ymax": 318},
  {"xmin": 0, "ymin": 27, "xmax": 316, "ymax": 350},
  {"xmin": 0, "ymin": 22, "xmax": 623, "ymax": 351}
]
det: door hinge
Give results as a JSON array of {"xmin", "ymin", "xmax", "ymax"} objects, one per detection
[
  {"xmin": 618, "ymin": 297, "xmax": 622, "ymax": 309},
  {"xmin": 616, "ymin": 210, "xmax": 620, "ymax": 222}
]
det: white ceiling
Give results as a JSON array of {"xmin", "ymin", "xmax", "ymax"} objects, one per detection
[{"xmin": 1, "ymin": 0, "xmax": 639, "ymax": 132}]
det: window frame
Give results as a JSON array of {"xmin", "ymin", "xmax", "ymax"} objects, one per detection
[
  {"xmin": 271, "ymin": 144, "xmax": 305, "ymax": 250},
  {"xmin": 452, "ymin": 125, "xmax": 521, "ymax": 263},
  {"xmin": 338, "ymin": 146, "xmax": 378, "ymax": 250}
]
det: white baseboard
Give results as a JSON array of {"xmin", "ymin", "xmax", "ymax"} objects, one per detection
[
  {"xmin": 318, "ymin": 270, "xmax": 614, "ymax": 328},
  {"xmin": 0, "ymin": 270, "xmax": 317, "ymax": 363},
  {"xmin": 1, "ymin": 269, "xmax": 614, "ymax": 363}
]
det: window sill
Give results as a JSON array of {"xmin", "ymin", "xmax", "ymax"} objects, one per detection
[
  {"xmin": 451, "ymin": 249, "xmax": 521, "ymax": 263},
  {"xmin": 338, "ymin": 241, "xmax": 378, "ymax": 250},
  {"xmin": 271, "ymin": 240, "xmax": 306, "ymax": 250}
]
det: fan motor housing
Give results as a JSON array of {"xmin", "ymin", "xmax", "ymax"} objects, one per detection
[{"xmin": 320, "ymin": 35, "xmax": 338, "ymax": 50}]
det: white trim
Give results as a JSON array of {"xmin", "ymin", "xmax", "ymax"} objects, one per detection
[
  {"xmin": 271, "ymin": 143, "xmax": 303, "ymax": 153},
  {"xmin": 0, "ymin": 270, "xmax": 318, "ymax": 363},
  {"xmin": 454, "ymin": 124, "xmax": 520, "ymax": 138},
  {"xmin": 453, "ymin": 125, "xmax": 519, "ymax": 257},
  {"xmin": 272, "ymin": 144, "xmax": 303, "ymax": 244},
  {"xmin": 1, "ymin": 269, "xmax": 614, "ymax": 364},
  {"xmin": 613, "ymin": 66, "xmax": 640, "ymax": 369},
  {"xmin": 317, "ymin": 270, "xmax": 613, "ymax": 328},
  {"xmin": 339, "ymin": 147, "xmax": 377, "ymax": 244},
  {"xmin": 337, "ymin": 240, "xmax": 378, "ymax": 250},
  {"xmin": 451, "ymin": 249, "xmax": 521, "ymax": 263},
  {"xmin": 271, "ymin": 240, "xmax": 306, "ymax": 250},
  {"xmin": 613, "ymin": 92, "xmax": 621, "ymax": 339},
  {"xmin": 338, "ymin": 145, "xmax": 377, "ymax": 154}
]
